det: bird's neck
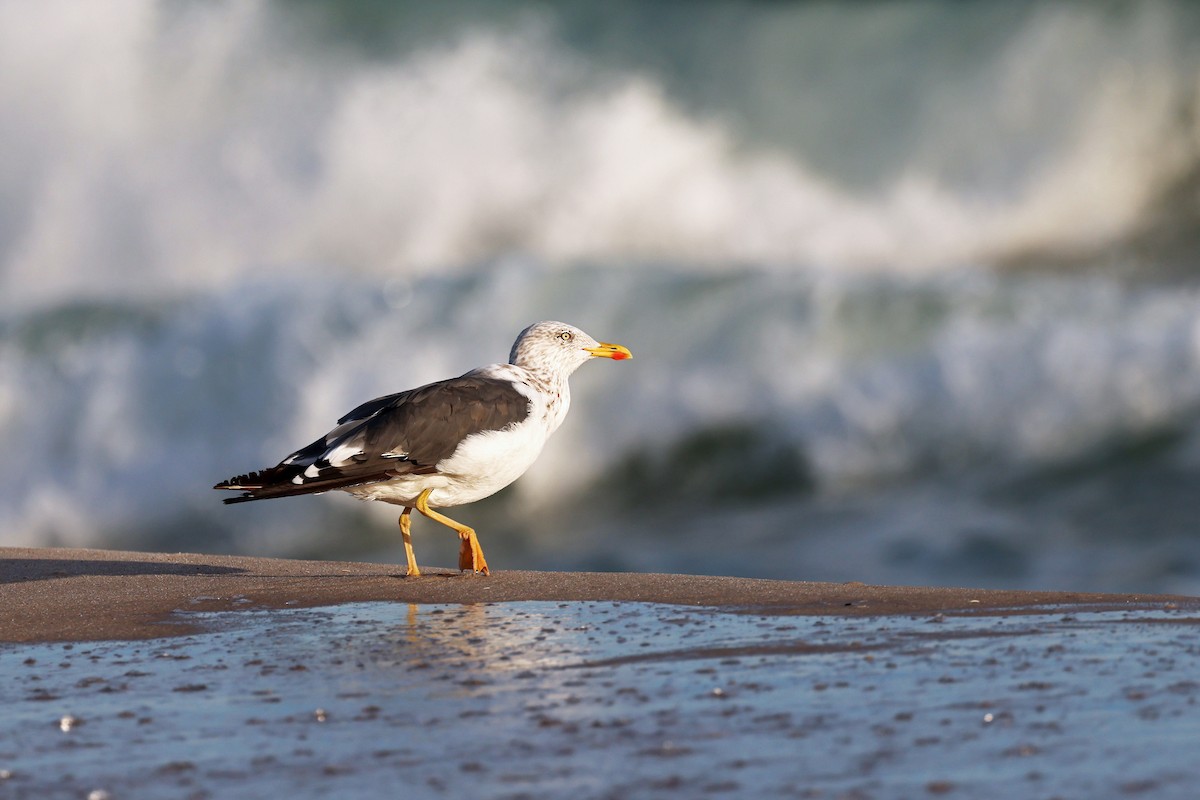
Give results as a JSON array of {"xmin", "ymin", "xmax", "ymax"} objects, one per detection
[
  {"xmin": 515, "ymin": 364, "xmax": 573, "ymax": 430},
  {"xmin": 518, "ymin": 363, "xmax": 571, "ymax": 396}
]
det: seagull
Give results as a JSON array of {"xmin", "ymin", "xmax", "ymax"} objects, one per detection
[{"xmin": 214, "ymin": 321, "xmax": 631, "ymax": 576}]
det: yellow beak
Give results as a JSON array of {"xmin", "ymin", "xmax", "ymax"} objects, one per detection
[{"xmin": 585, "ymin": 341, "xmax": 632, "ymax": 360}]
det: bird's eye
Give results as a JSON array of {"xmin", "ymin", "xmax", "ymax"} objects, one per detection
[{"xmin": 559, "ymin": 331, "xmax": 573, "ymax": 342}]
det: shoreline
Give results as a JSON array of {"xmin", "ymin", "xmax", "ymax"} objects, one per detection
[
  {"xmin": 6, "ymin": 547, "xmax": 1200, "ymax": 798},
  {"xmin": 2, "ymin": 546, "xmax": 1195, "ymax": 643}
]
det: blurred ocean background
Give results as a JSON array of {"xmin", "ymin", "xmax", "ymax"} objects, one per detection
[{"xmin": 3, "ymin": 0, "xmax": 1200, "ymax": 592}]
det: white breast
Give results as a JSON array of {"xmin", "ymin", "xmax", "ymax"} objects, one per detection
[
  {"xmin": 345, "ymin": 369, "xmax": 565, "ymax": 509},
  {"xmin": 427, "ymin": 422, "xmax": 551, "ymax": 506}
]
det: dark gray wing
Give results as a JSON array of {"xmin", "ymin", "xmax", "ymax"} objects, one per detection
[{"xmin": 215, "ymin": 375, "xmax": 530, "ymax": 503}]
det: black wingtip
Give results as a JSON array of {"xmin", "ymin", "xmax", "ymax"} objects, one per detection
[
  {"xmin": 214, "ymin": 470, "xmax": 268, "ymax": 503},
  {"xmin": 214, "ymin": 469, "xmax": 269, "ymax": 491}
]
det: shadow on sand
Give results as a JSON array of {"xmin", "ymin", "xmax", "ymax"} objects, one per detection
[{"xmin": 0, "ymin": 557, "xmax": 246, "ymax": 584}]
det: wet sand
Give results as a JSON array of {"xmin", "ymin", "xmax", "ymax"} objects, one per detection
[
  {"xmin": 1, "ymin": 547, "xmax": 1192, "ymax": 643},
  {"xmin": 2, "ymin": 547, "xmax": 1199, "ymax": 799}
]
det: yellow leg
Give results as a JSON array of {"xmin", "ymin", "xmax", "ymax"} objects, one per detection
[
  {"xmin": 399, "ymin": 508, "xmax": 421, "ymax": 577},
  {"xmin": 414, "ymin": 489, "xmax": 490, "ymax": 576}
]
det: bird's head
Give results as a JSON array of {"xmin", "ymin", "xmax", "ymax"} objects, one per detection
[{"xmin": 509, "ymin": 321, "xmax": 632, "ymax": 376}]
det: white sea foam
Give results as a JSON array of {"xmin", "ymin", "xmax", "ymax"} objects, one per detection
[
  {"xmin": 1, "ymin": 0, "xmax": 1198, "ymax": 309},
  {"xmin": 5, "ymin": 264, "xmax": 1200, "ymax": 571}
]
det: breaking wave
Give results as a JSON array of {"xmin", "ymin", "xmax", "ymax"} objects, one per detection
[
  {"xmin": 1, "ymin": 0, "xmax": 1199, "ymax": 309},
  {"xmin": 6, "ymin": 264, "xmax": 1200, "ymax": 592}
]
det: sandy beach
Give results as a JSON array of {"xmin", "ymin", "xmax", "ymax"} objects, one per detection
[
  {"xmin": 3, "ymin": 547, "xmax": 1199, "ymax": 799},
  {"xmin": 1, "ymin": 547, "xmax": 1192, "ymax": 643}
]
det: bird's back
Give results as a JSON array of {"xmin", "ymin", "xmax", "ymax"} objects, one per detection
[{"xmin": 214, "ymin": 371, "xmax": 532, "ymax": 504}]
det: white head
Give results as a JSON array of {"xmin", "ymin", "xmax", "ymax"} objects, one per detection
[{"xmin": 509, "ymin": 321, "xmax": 631, "ymax": 378}]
